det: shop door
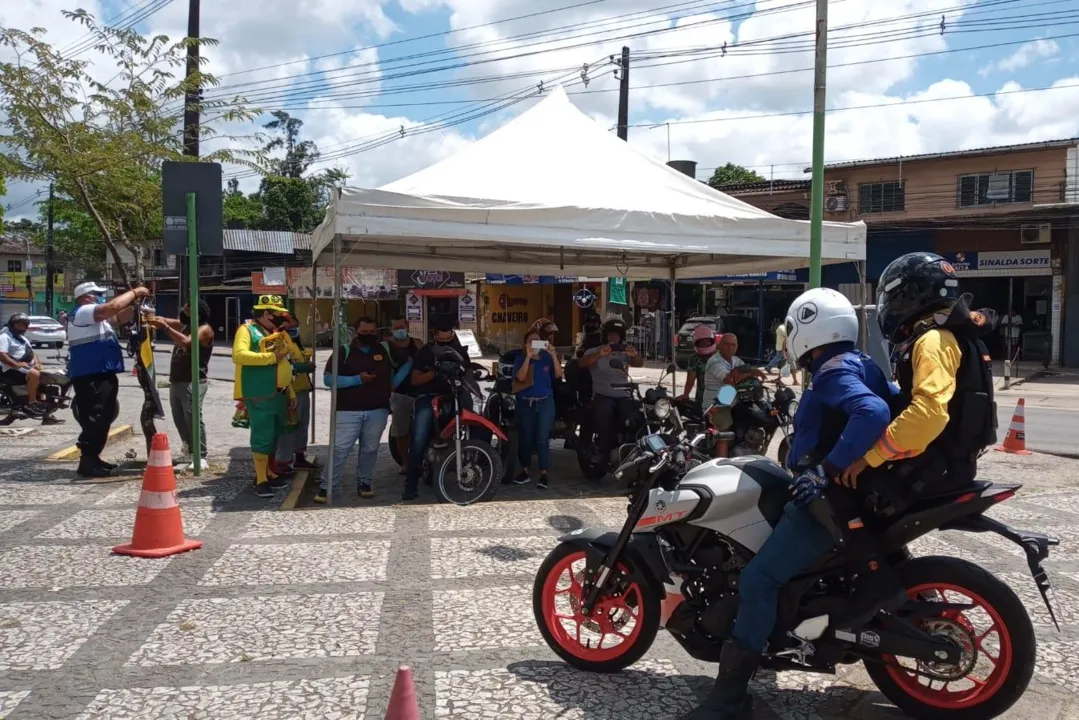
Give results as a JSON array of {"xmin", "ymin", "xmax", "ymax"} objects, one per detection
[
  {"xmin": 225, "ymin": 296, "xmax": 240, "ymax": 341},
  {"xmin": 552, "ymin": 285, "xmax": 574, "ymax": 348},
  {"xmin": 426, "ymin": 296, "xmax": 459, "ymax": 331}
]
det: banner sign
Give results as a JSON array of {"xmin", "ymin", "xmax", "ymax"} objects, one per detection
[
  {"xmin": 458, "ymin": 291, "xmax": 477, "ymax": 322},
  {"xmin": 396, "ymin": 270, "xmax": 465, "ymax": 291},
  {"xmin": 484, "ymin": 274, "xmax": 578, "ymax": 285},
  {"xmin": 941, "ymin": 249, "xmax": 1050, "ymax": 273},
  {"xmin": 608, "ymin": 277, "xmax": 627, "ymax": 305},
  {"xmin": 287, "ymin": 267, "xmax": 396, "ymax": 299}
]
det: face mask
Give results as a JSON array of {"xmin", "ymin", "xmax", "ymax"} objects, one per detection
[
  {"xmin": 355, "ymin": 333, "xmax": 377, "ymax": 347},
  {"xmin": 95, "ymin": 295, "xmax": 106, "ymax": 305},
  {"xmin": 392, "ymin": 329, "xmax": 409, "ymax": 341},
  {"xmin": 287, "ymin": 328, "xmax": 300, "ymax": 339},
  {"xmin": 271, "ymin": 315, "xmax": 288, "ymax": 328}
]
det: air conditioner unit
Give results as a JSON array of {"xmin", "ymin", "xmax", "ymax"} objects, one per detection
[
  {"xmin": 825, "ymin": 195, "xmax": 849, "ymax": 212},
  {"xmin": 1020, "ymin": 223, "xmax": 1051, "ymax": 244}
]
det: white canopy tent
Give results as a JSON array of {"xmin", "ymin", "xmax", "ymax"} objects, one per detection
[
  {"xmin": 308, "ymin": 86, "xmax": 867, "ymax": 505},
  {"xmin": 311, "ymin": 85, "xmax": 865, "ymax": 276}
]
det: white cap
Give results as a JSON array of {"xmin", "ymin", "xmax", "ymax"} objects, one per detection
[{"xmin": 73, "ymin": 281, "xmax": 107, "ymax": 299}]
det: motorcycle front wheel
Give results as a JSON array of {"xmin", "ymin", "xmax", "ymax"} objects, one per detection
[
  {"xmin": 533, "ymin": 542, "xmax": 660, "ymax": 673},
  {"xmin": 434, "ymin": 439, "xmax": 502, "ymax": 505}
]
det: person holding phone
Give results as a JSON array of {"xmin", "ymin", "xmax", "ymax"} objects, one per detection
[
  {"xmin": 579, "ymin": 317, "xmax": 643, "ymax": 465},
  {"xmin": 511, "ymin": 329, "xmax": 562, "ymax": 488}
]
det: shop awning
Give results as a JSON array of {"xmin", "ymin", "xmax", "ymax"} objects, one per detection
[{"xmin": 311, "ymin": 86, "xmax": 865, "ymax": 277}]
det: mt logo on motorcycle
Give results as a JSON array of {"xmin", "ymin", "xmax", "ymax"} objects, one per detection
[{"xmin": 532, "ymin": 435, "xmax": 1058, "ymax": 719}]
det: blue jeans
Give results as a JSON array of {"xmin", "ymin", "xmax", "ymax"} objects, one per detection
[
  {"xmin": 731, "ymin": 500, "xmax": 835, "ymax": 652},
  {"xmin": 516, "ymin": 395, "xmax": 555, "ymax": 471},
  {"xmin": 320, "ymin": 408, "xmax": 390, "ymax": 493},
  {"xmin": 405, "ymin": 394, "xmax": 436, "ymax": 495}
]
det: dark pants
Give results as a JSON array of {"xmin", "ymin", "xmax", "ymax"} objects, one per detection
[
  {"xmin": 517, "ymin": 395, "xmax": 556, "ymax": 471},
  {"xmin": 72, "ymin": 372, "xmax": 119, "ymax": 463},
  {"xmin": 405, "ymin": 394, "xmax": 436, "ymax": 496},
  {"xmin": 592, "ymin": 394, "xmax": 636, "ymax": 454}
]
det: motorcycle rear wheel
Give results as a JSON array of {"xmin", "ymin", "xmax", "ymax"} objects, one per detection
[
  {"xmin": 864, "ymin": 555, "xmax": 1035, "ymax": 719},
  {"xmin": 434, "ymin": 439, "xmax": 502, "ymax": 505},
  {"xmin": 533, "ymin": 542, "xmax": 660, "ymax": 673}
]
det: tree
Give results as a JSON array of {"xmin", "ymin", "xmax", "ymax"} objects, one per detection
[
  {"xmin": 0, "ymin": 176, "xmax": 5, "ymax": 231},
  {"xmin": 0, "ymin": 11, "xmax": 260, "ymax": 286},
  {"xmin": 707, "ymin": 163, "xmax": 766, "ymax": 189},
  {"xmin": 34, "ymin": 192, "xmax": 106, "ymax": 275},
  {"xmin": 223, "ymin": 178, "xmax": 262, "ymax": 228}
]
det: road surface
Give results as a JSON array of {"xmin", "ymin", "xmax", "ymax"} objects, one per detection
[{"xmin": 1002, "ymin": 404, "xmax": 1077, "ymax": 457}]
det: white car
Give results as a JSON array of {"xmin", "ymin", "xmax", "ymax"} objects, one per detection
[{"xmin": 25, "ymin": 315, "xmax": 66, "ymax": 349}]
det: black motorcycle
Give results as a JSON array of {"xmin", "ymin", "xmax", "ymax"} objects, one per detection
[
  {"xmin": 483, "ymin": 348, "xmax": 582, "ymax": 482},
  {"xmin": 575, "ymin": 361, "xmax": 681, "ymax": 480},
  {"xmin": 686, "ymin": 378, "xmax": 796, "ymax": 468},
  {"xmin": 0, "ymin": 370, "xmax": 73, "ymax": 426}
]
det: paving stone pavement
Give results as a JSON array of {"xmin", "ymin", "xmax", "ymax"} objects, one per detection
[{"xmin": 0, "ymin": 440, "xmax": 1078, "ymax": 720}]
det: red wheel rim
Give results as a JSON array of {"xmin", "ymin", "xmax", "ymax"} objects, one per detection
[
  {"xmin": 540, "ymin": 550, "xmax": 645, "ymax": 662},
  {"xmin": 884, "ymin": 582, "xmax": 1014, "ymax": 709}
]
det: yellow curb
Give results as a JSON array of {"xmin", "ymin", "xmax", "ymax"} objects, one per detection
[
  {"xmin": 47, "ymin": 425, "xmax": 134, "ymax": 462},
  {"xmin": 280, "ymin": 469, "xmax": 310, "ymax": 511}
]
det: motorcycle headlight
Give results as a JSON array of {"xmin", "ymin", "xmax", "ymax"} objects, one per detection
[{"xmin": 653, "ymin": 398, "xmax": 672, "ymax": 419}]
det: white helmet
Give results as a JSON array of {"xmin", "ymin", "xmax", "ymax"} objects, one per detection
[{"xmin": 784, "ymin": 288, "xmax": 859, "ymax": 368}]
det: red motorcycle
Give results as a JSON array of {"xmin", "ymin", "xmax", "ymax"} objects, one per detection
[{"xmin": 422, "ymin": 346, "xmax": 507, "ymax": 505}]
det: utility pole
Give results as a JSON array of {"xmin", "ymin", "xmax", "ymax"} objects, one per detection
[
  {"xmin": 179, "ymin": 0, "xmax": 201, "ymax": 306},
  {"xmin": 808, "ymin": 0, "xmax": 828, "ymax": 288},
  {"xmin": 616, "ymin": 46, "xmax": 630, "ymax": 141},
  {"xmin": 45, "ymin": 182, "xmax": 55, "ymax": 317}
]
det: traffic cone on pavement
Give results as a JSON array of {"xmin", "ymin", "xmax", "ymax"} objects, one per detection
[
  {"xmin": 996, "ymin": 398, "xmax": 1033, "ymax": 456},
  {"xmin": 384, "ymin": 666, "xmax": 420, "ymax": 720},
  {"xmin": 113, "ymin": 433, "xmax": 203, "ymax": 558}
]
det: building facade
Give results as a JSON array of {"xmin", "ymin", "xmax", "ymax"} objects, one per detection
[{"xmin": 721, "ymin": 139, "xmax": 1079, "ymax": 366}]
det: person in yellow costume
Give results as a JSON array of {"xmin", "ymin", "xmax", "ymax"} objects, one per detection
[{"xmin": 233, "ymin": 295, "xmax": 293, "ymax": 498}]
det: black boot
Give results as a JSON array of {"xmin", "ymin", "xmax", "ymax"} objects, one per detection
[{"xmin": 680, "ymin": 639, "xmax": 759, "ymax": 719}]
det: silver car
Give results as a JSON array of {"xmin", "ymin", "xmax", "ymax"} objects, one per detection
[{"xmin": 25, "ymin": 315, "xmax": 66, "ymax": 349}]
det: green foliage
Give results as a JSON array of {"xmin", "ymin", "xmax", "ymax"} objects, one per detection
[
  {"xmin": 0, "ymin": 175, "xmax": 5, "ymax": 231},
  {"xmin": 707, "ymin": 163, "xmax": 767, "ymax": 189},
  {"xmin": 34, "ymin": 192, "xmax": 106, "ymax": 274},
  {"xmin": 0, "ymin": 10, "xmax": 260, "ymax": 284}
]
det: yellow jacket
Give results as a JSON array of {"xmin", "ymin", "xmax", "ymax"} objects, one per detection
[
  {"xmin": 232, "ymin": 323, "xmax": 292, "ymax": 400},
  {"xmin": 284, "ymin": 335, "xmax": 313, "ymax": 394},
  {"xmin": 864, "ymin": 328, "xmax": 962, "ymax": 467}
]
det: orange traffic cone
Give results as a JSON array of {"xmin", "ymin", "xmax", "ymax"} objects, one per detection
[
  {"xmin": 384, "ymin": 666, "xmax": 420, "ymax": 720},
  {"xmin": 996, "ymin": 398, "xmax": 1033, "ymax": 456},
  {"xmin": 112, "ymin": 433, "xmax": 203, "ymax": 558}
]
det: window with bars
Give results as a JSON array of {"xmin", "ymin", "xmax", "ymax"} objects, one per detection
[
  {"xmin": 957, "ymin": 170, "xmax": 1034, "ymax": 207},
  {"xmin": 6, "ymin": 260, "xmax": 21, "ymax": 273},
  {"xmin": 858, "ymin": 181, "xmax": 906, "ymax": 214}
]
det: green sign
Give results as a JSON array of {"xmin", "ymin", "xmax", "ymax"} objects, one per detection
[{"xmin": 608, "ymin": 277, "xmax": 627, "ymax": 305}]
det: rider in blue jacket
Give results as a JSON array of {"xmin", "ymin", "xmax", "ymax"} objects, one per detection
[{"xmin": 683, "ymin": 288, "xmax": 896, "ymax": 720}]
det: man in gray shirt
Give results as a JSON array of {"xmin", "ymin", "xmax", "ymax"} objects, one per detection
[{"xmin": 579, "ymin": 317, "xmax": 644, "ymax": 462}]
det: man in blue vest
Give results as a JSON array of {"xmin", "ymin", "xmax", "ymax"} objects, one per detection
[{"xmin": 67, "ymin": 281, "xmax": 150, "ymax": 477}]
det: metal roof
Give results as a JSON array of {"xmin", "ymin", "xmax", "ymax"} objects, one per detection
[
  {"xmin": 715, "ymin": 179, "xmax": 811, "ymax": 195},
  {"xmin": 222, "ymin": 229, "xmax": 308, "ymax": 254},
  {"xmin": 808, "ymin": 138, "xmax": 1079, "ymax": 173},
  {"xmin": 0, "ymin": 235, "xmax": 46, "ymax": 256}
]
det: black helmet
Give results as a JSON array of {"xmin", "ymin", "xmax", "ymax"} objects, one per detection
[
  {"xmin": 601, "ymin": 317, "xmax": 627, "ymax": 338},
  {"xmin": 877, "ymin": 252, "xmax": 960, "ymax": 343},
  {"xmin": 7, "ymin": 313, "xmax": 29, "ymax": 329}
]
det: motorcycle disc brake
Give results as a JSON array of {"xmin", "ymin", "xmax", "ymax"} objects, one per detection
[{"xmin": 913, "ymin": 617, "xmax": 978, "ymax": 681}]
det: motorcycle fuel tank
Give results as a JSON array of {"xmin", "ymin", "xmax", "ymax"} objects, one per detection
[
  {"xmin": 633, "ymin": 488, "xmax": 702, "ymax": 532},
  {"xmin": 677, "ymin": 457, "xmax": 780, "ymax": 553}
]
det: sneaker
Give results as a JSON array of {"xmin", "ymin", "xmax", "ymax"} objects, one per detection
[
  {"xmin": 537, "ymin": 475, "xmax": 549, "ymax": 490},
  {"xmin": 513, "ymin": 472, "xmax": 531, "ymax": 486},
  {"xmin": 314, "ymin": 490, "xmax": 328, "ymax": 504},
  {"xmin": 41, "ymin": 414, "xmax": 64, "ymax": 425},
  {"xmin": 21, "ymin": 402, "xmax": 46, "ymax": 418},
  {"xmin": 268, "ymin": 474, "xmax": 290, "ymax": 490},
  {"xmin": 401, "ymin": 491, "xmax": 420, "ymax": 502},
  {"xmin": 76, "ymin": 463, "xmax": 111, "ymax": 478},
  {"xmin": 358, "ymin": 483, "xmax": 375, "ymax": 499},
  {"xmin": 293, "ymin": 454, "xmax": 318, "ymax": 470},
  {"xmin": 254, "ymin": 482, "xmax": 275, "ymax": 498}
]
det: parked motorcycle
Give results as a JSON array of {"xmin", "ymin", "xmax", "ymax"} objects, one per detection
[
  {"xmin": 533, "ymin": 431, "xmax": 1056, "ymax": 718},
  {"xmin": 418, "ymin": 346, "xmax": 508, "ymax": 505},
  {"xmin": 483, "ymin": 348, "xmax": 582, "ymax": 482},
  {"xmin": 575, "ymin": 361, "xmax": 681, "ymax": 480},
  {"xmin": 722, "ymin": 378, "xmax": 797, "ymax": 466},
  {"xmin": 0, "ymin": 370, "xmax": 73, "ymax": 426}
]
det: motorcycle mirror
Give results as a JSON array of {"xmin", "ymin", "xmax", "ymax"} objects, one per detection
[
  {"xmin": 665, "ymin": 362, "xmax": 677, "ymax": 374},
  {"xmin": 608, "ymin": 357, "xmax": 626, "ymax": 370},
  {"xmin": 716, "ymin": 385, "xmax": 737, "ymax": 406}
]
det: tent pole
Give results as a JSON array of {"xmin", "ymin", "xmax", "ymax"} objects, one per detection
[
  {"xmin": 326, "ymin": 234, "xmax": 343, "ymax": 506},
  {"xmin": 857, "ymin": 260, "xmax": 869, "ymax": 353},
  {"xmin": 669, "ymin": 265, "xmax": 677, "ymax": 395},
  {"xmin": 309, "ymin": 259, "xmax": 317, "ymax": 448}
]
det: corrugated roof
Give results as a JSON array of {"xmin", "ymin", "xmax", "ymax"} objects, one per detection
[
  {"xmin": 222, "ymin": 230, "xmax": 308, "ymax": 254},
  {"xmin": 716, "ymin": 179, "xmax": 811, "ymax": 195},
  {"xmin": 0, "ymin": 235, "xmax": 46, "ymax": 256},
  {"xmin": 809, "ymin": 138, "xmax": 1079, "ymax": 173}
]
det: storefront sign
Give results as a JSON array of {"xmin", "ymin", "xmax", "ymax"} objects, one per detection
[
  {"xmin": 491, "ymin": 291, "xmax": 530, "ymax": 324},
  {"xmin": 941, "ymin": 250, "xmax": 1050, "ymax": 273},
  {"xmin": 0, "ymin": 272, "xmax": 65, "ymax": 300},
  {"xmin": 485, "ymin": 274, "xmax": 578, "ymax": 285},
  {"xmin": 252, "ymin": 270, "xmax": 287, "ymax": 294},
  {"xmin": 695, "ymin": 271, "xmax": 799, "ymax": 283},
  {"xmin": 573, "ymin": 287, "xmax": 596, "ymax": 308},
  {"xmin": 287, "ymin": 267, "xmax": 396, "ymax": 299},
  {"xmin": 405, "ymin": 291, "xmax": 423, "ymax": 321},
  {"xmin": 396, "ymin": 270, "xmax": 465, "ymax": 291},
  {"xmin": 459, "ymin": 291, "xmax": 477, "ymax": 322}
]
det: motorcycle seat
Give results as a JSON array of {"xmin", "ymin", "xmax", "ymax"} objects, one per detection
[{"xmin": 737, "ymin": 458, "xmax": 792, "ymax": 488}]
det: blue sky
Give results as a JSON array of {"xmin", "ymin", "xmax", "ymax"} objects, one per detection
[{"xmin": 3, "ymin": 0, "xmax": 1079, "ymax": 213}]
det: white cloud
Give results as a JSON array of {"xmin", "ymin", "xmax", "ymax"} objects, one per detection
[{"xmin": 980, "ymin": 38, "xmax": 1059, "ymax": 77}]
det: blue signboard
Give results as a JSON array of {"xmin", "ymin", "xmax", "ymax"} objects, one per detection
[
  {"xmin": 939, "ymin": 251, "xmax": 978, "ymax": 273},
  {"xmin": 680, "ymin": 271, "xmax": 800, "ymax": 283},
  {"xmin": 485, "ymin": 274, "xmax": 578, "ymax": 285}
]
